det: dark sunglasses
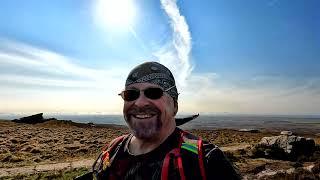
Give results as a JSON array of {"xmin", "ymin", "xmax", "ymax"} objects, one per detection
[{"xmin": 118, "ymin": 85, "xmax": 175, "ymax": 101}]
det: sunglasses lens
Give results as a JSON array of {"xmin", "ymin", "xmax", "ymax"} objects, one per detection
[
  {"xmin": 144, "ymin": 88, "xmax": 164, "ymax": 100},
  {"xmin": 123, "ymin": 90, "xmax": 140, "ymax": 101},
  {"xmin": 121, "ymin": 88, "xmax": 164, "ymax": 101}
]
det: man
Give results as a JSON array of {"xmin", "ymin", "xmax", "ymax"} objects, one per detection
[{"xmin": 90, "ymin": 61, "xmax": 241, "ymax": 179}]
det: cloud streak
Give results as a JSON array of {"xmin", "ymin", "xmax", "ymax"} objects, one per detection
[
  {"xmin": 149, "ymin": 30, "xmax": 320, "ymax": 114},
  {"xmin": 157, "ymin": 0, "xmax": 192, "ymax": 87},
  {"xmin": 0, "ymin": 40, "xmax": 127, "ymax": 113},
  {"xmin": 154, "ymin": 0, "xmax": 320, "ymax": 115},
  {"xmin": 1, "ymin": 2, "xmax": 319, "ymax": 115},
  {"xmin": 0, "ymin": 40, "xmax": 127, "ymax": 89},
  {"xmin": 1, "ymin": 39, "xmax": 319, "ymax": 115}
]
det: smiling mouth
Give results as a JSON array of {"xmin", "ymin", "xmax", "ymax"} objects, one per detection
[{"xmin": 132, "ymin": 114, "xmax": 156, "ymax": 119}]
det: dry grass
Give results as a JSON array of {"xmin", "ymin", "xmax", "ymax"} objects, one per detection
[
  {"xmin": 0, "ymin": 120, "xmax": 129, "ymax": 168},
  {"xmin": 0, "ymin": 167, "xmax": 89, "ymax": 180},
  {"xmin": 1, "ymin": 119, "xmax": 319, "ymax": 179}
]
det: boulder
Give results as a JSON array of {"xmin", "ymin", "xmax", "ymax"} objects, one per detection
[
  {"xmin": 258, "ymin": 134, "xmax": 316, "ymax": 160},
  {"xmin": 280, "ymin": 131, "xmax": 293, "ymax": 136},
  {"xmin": 12, "ymin": 113, "xmax": 47, "ymax": 124},
  {"xmin": 175, "ymin": 114, "xmax": 199, "ymax": 126},
  {"xmin": 239, "ymin": 129, "xmax": 260, "ymax": 133},
  {"xmin": 87, "ymin": 122, "xmax": 95, "ymax": 127}
]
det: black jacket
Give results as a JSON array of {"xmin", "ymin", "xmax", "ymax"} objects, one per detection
[{"xmin": 77, "ymin": 128, "xmax": 241, "ymax": 180}]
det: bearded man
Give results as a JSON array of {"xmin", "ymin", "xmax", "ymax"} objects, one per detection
[{"xmin": 79, "ymin": 61, "xmax": 240, "ymax": 180}]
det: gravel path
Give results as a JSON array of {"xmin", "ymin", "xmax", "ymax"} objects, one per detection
[{"xmin": 0, "ymin": 159, "xmax": 94, "ymax": 177}]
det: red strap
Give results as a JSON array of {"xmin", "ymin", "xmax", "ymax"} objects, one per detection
[
  {"xmin": 161, "ymin": 131, "xmax": 186, "ymax": 180},
  {"xmin": 161, "ymin": 131, "xmax": 207, "ymax": 180},
  {"xmin": 161, "ymin": 150, "xmax": 171, "ymax": 180},
  {"xmin": 177, "ymin": 131, "xmax": 186, "ymax": 180},
  {"xmin": 161, "ymin": 148, "xmax": 186, "ymax": 180},
  {"xmin": 102, "ymin": 135, "xmax": 127, "ymax": 152},
  {"xmin": 198, "ymin": 139, "xmax": 207, "ymax": 180},
  {"xmin": 177, "ymin": 155, "xmax": 186, "ymax": 180}
]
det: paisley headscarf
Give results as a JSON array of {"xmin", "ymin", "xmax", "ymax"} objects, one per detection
[{"xmin": 125, "ymin": 61, "xmax": 179, "ymax": 101}]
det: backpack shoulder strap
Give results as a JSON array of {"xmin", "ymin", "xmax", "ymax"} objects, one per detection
[
  {"xmin": 161, "ymin": 131, "xmax": 185, "ymax": 180},
  {"xmin": 161, "ymin": 130, "xmax": 207, "ymax": 180},
  {"xmin": 161, "ymin": 148, "xmax": 186, "ymax": 180},
  {"xmin": 92, "ymin": 134, "xmax": 129, "ymax": 177},
  {"xmin": 197, "ymin": 138, "xmax": 206, "ymax": 180},
  {"xmin": 103, "ymin": 134, "xmax": 128, "ymax": 151},
  {"xmin": 181, "ymin": 131, "xmax": 207, "ymax": 180},
  {"xmin": 181, "ymin": 132, "xmax": 199, "ymax": 154}
]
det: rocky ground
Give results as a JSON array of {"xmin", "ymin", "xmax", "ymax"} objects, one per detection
[
  {"xmin": 0, "ymin": 120, "xmax": 129, "ymax": 168},
  {"xmin": 0, "ymin": 119, "xmax": 319, "ymax": 179}
]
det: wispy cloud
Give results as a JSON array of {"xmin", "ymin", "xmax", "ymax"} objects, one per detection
[
  {"xmin": 0, "ymin": 40, "xmax": 128, "ymax": 113},
  {"xmin": 156, "ymin": 0, "xmax": 192, "ymax": 87},
  {"xmin": 1, "ymin": 0, "xmax": 319, "ymax": 115},
  {"xmin": 1, "ymin": 39, "xmax": 319, "ymax": 114},
  {"xmin": 154, "ymin": 0, "xmax": 319, "ymax": 115},
  {"xmin": 0, "ymin": 40, "xmax": 126, "ymax": 89}
]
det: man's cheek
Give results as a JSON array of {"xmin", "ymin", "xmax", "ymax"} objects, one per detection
[{"xmin": 123, "ymin": 103, "xmax": 131, "ymax": 115}]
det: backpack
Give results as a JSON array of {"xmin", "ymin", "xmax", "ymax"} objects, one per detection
[{"xmin": 92, "ymin": 130, "xmax": 207, "ymax": 180}]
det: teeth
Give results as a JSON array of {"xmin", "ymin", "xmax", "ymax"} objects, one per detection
[{"xmin": 134, "ymin": 114, "xmax": 153, "ymax": 119}]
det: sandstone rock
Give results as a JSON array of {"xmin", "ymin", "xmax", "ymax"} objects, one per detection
[
  {"xmin": 87, "ymin": 122, "xmax": 95, "ymax": 127},
  {"xmin": 239, "ymin": 129, "xmax": 260, "ymax": 133},
  {"xmin": 175, "ymin": 114, "xmax": 199, "ymax": 126},
  {"xmin": 258, "ymin": 135, "xmax": 316, "ymax": 160},
  {"xmin": 280, "ymin": 131, "xmax": 292, "ymax": 136},
  {"xmin": 12, "ymin": 113, "xmax": 47, "ymax": 124}
]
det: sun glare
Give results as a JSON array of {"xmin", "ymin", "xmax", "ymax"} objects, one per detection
[{"xmin": 95, "ymin": 0, "xmax": 136, "ymax": 29}]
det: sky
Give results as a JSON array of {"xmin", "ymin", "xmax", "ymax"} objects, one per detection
[{"xmin": 0, "ymin": 0, "xmax": 319, "ymax": 115}]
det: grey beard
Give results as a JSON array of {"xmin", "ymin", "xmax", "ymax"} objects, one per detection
[{"xmin": 126, "ymin": 115, "xmax": 162, "ymax": 140}]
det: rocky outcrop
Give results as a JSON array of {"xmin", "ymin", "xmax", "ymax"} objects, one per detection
[
  {"xmin": 12, "ymin": 113, "xmax": 47, "ymax": 124},
  {"xmin": 239, "ymin": 129, "xmax": 260, "ymax": 133},
  {"xmin": 255, "ymin": 133, "xmax": 316, "ymax": 160},
  {"xmin": 280, "ymin": 131, "xmax": 292, "ymax": 136},
  {"xmin": 175, "ymin": 114, "xmax": 199, "ymax": 126}
]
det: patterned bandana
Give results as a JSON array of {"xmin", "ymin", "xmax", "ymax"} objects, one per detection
[{"xmin": 125, "ymin": 61, "xmax": 179, "ymax": 101}]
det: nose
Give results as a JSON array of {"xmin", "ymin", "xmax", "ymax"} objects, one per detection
[{"xmin": 134, "ymin": 92, "xmax": 150, "ymax": 107}]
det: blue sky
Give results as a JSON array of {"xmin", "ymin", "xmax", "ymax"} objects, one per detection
[{"xmin": 0, "ymin": 0, "xmax": 319, "ymax": 115}]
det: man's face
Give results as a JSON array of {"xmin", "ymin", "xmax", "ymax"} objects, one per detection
[{"xmin": 123, "ymin": 82, "xmax": 177, "ymax": 140}]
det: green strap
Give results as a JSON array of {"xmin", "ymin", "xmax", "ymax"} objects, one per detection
[{"xmin": 181, "ymin": 142, "xmax": 198, "ymax": 154}]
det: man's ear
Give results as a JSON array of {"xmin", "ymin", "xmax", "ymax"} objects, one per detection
[{"xmin": 173, "ymin": 100, "xmax": 178, "ymax": 116}]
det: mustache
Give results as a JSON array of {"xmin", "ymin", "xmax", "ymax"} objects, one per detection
[{"xmin": 127, "ymin": 105, "xmax": 161, "ymax": 115}]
